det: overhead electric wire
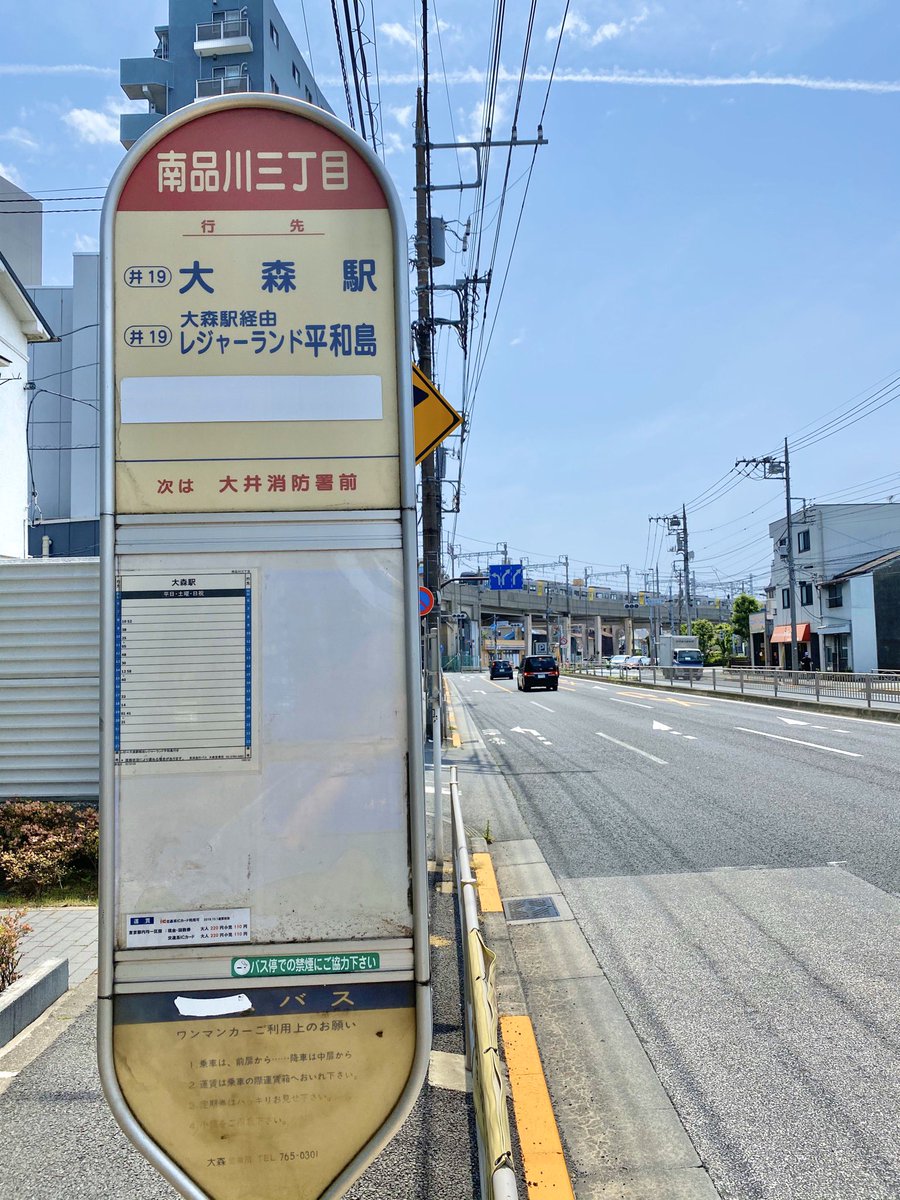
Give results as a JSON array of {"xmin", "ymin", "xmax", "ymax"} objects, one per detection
[
  {"xmin": 463, "ymin": 2, "xmax": 567, "ymax": 437},
  {"xmin": 329, "ymin": 0, "xmax": 357, "ymax": 131}
]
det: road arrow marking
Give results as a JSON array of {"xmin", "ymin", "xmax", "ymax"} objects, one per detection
[
  {"xmin": 652, "ymin": 720, "xmax": 672, "ymax": 732},
  {"xmin": 595, "ymin": 731, "xmax": 668, "ymax": 765},
  {"xmin": 510, "ymin": 726, "xmax": 552, "ymax": 746},
  {"xmin": 735, "ymin": 727, "xmax": 861, "ymax": 757},
  {"xmin": 778, "ymin": 717, "xmax": 809, "ymax": 726}
]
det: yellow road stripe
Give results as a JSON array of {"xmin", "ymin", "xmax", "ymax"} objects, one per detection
[
  {"xmin": 488, "ymin": 679, "xmax": 511, "ymax": 692},
  {"xmin": 471, "ymin": 852, "xmax": 503, "ymax": 913},
  {"xmin": 501, "ymin": 1015, "xmax": 576, "ymax": 1199}
]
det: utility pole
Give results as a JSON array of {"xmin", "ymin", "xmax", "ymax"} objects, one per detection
[
  {"xmin": 682, "ymin": 504, "xmax": 692, "ymax": 635},
  {"xmin": 415, "ymin": 88, "xmax": 442, "ymax": 739},
  {"xmin": 735, "ymin": 442, "xmax": 799, "ymax": 672},
  {"xmin": 561, "ymin": 554, "xmax": 569, "ymax": 662},
  {"xmin": 782, "ymin": 438, "xmax": 800, "ymax": 672}
]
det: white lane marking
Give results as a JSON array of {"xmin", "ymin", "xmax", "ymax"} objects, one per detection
[
  {"xmin": 734, "ymin": 727, "xmax": 862, "ymax": 757},
  {"xmin": 609, "ymin": 698, "xmax": 653, "ymax": 710},
  {"xmin": 595, "ymin": 731, "xmax": 668, "ymax": 765},
  {"xmin": 684, "ymin": 735, "xmax": 697, "ymax": 740},
  {"xmin": 472, "ymin": 689, "xmax": 487, "ymax": 694},
  {"xmin": 652, "ymin": 720, "xmax": 672, "ymax": 731},
  {"xmin": 779, "ymin": 717, "xmax": 809, "ymax": 726},
  {"xmin": 531, "ymin": 701, "xmax": 554, "ymax": 712}
]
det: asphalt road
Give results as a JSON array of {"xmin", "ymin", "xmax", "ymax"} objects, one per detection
[{"xmin": 452, "ymin": 672, "xmax": 900, "ymax": 1200}]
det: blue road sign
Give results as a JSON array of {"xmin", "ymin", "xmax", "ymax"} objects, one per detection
[{"xmin": 488, "ymin": 564, "xmax": 524, "ymax": 591}]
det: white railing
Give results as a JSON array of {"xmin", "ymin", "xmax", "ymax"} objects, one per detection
[
  {"xmin": 196, "ymin": 76, "xmax": 250, "ymax": 99},
  {"xmin": 195, "ymin": 18, "xmax": 249, "ymax": 41},
  {"xmin": 567, "ymin": 662, "xmax": 900, "ymax": 708}
]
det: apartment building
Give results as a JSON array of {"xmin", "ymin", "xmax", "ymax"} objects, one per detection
[
  {"xmin": 765, "ymin": 502, "xmax": 900, "ymax": 670},
  {"xmin": 18, "ymin": 0, "xmax": 333, "ymax": 557},
  {"xmin": 120, "ymin": 0, "xmax": 331, "ymax": 148}
]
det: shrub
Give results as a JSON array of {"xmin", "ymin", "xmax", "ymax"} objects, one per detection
[
  {"xmin": 0, "ymin": 908, "xmax": 32, "ymax": 991},
  {"xmin": 0, "ymin": 802, "xmax": 99, "ymax": 898}
]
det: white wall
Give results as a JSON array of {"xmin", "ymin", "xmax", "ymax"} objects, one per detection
[
  {"xmin": 0, "ymin": 306, "xmax": 31, "ymax": 557},
  {"xmin": 848, "ymin": 574, "xmax": 878, "ymax": 673}
]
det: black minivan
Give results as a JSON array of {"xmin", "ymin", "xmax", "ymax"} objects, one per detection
[{"xmin": 517, "ymin": 655, "xmax": 559, "ymax": 692}]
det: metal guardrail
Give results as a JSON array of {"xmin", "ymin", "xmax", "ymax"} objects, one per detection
[
  {"xmin": 568, "ymin": 662, "xmax": 900, "ymax": 708},
  {"xmin": 449, "ymin": 766, "xmax": 517, "ymax": 1200}
]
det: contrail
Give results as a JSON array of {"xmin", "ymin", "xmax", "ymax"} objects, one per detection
[
  {"xmin": 353, "ymin": 66, "xmax": 900, "ymax": 95},
  {"xmin": 0, "ymin": 64, "xmax": 118, "ymax": 76}
]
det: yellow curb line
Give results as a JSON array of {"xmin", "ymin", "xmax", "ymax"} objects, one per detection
[
  {"xmin": 471, "ymin": 852, "xmax": 503, "ymax": 913},
  {"xmin": 475, "ymin": 850, "xmax": 576, "ymax": 1197},
  {"xmin": 442, "ymin": 677, "xmax": 462, "ymax": 748},
  {"xmin": 500, "ymin": 1014, "xmax": 576, "ymax": 1199}
]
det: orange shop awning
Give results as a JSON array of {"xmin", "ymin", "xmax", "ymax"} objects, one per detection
[{"xmin": 770, "ymin": 623, "xmax": 811, "ymax": 643}]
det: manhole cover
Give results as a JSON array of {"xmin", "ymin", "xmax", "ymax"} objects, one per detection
[{"xmin": 503, "ymin": 895, "xmax": 561, "ymax": 923}]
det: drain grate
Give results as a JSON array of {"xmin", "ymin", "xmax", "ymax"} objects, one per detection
[{"xmin": 503, "ymin": 895, "xmax": 561, "ymax": 923}]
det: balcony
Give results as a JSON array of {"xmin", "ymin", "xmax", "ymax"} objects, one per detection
[
  {"xmin": 120, "ymin": 55, "xmax": 173, "ymax": 113},
  {"xmin": 194, "ymin": 19, "xmax": 253, "ymax": 56},
  {"xmin": 120, "ymin": 111, "xmax": 163, "ymax": 151},
  {"xmin": 196, "ymin": 76, "xmax": 251, "ymax": 101}
]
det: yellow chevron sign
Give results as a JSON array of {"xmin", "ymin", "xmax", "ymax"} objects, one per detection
[{"xmin": 413, "ymin": 363, "xmax": 462, "ymax": 463}]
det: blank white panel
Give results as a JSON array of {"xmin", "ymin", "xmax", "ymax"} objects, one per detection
[{"xmin": 120, "ymin": 374, "xmax": 383, "ymax": 423}]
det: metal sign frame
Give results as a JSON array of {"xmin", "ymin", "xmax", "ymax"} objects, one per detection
[{"xmin": 97, "ymin": 95, "xmax": 430, "ymax": 1200}]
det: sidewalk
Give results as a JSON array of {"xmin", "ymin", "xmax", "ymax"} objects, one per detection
[
  {"xmin": 7, "ymin": 905, "xmax": 98, "ymax": 988},
  {"xmin": 2, "ymin": 872, "xmax": 478, "ymax": 1198}
]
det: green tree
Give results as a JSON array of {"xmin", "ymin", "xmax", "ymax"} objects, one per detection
[
  {"xmin": 731, "ymin": 593, "xmax": 761, "ymax": 640},
  {"xmin": 691, "ymin": 619, "xmax": 717, "ymax": 662}
]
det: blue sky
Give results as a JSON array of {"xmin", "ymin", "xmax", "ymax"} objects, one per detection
[{"xmin": 4, "ymin": 1, "xmax": 900, "ymax": 594}]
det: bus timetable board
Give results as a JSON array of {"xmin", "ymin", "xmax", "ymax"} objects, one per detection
[{"xmin": 98, "ymin": 96, "xmax": 429, "ymax": 1200}]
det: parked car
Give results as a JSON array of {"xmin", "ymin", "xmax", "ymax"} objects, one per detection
[
  {"xmin": 624, "ymin": 655, "xmax": 653, "ymax": 670},
  {"xmin": 517, "ymin": 655, "xmax": 559, "ymax": 691},
  {"xmin": 607, "ymin": 654, "xmax": 630, "ymax": 670},
  {"xmin": 489, "ymin": 659, "xmax": 513, "ymax": 679}
]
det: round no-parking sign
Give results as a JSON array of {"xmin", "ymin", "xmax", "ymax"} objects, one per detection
[{"xmin": 419, "ymin": 586, "xmax": 435, "ymax": 616}]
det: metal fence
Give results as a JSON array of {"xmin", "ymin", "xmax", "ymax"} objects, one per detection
[
  {"xmin": 449, "ymin": 766, "xmax": 517, "ymax": 1200},
  {"xmin": 567, "ymin": 661, "xmax": 900, "ymax": 708}
]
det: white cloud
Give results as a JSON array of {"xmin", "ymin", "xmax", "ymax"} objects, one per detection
[
  {"xmin": 379, "ymin": 21, "xmax": 417, "ymax": 49},
  {"xmin": 62, "ymin": 97, "xmax": 143, "ymax": 145},
  {"xmin": 390, "ymin": 104, "xmax": 414, "ymax": 128},
  {"xmin": 0, "ymin": 63, "xmax": 116, "ymax": 76},
  {"xmin": 0, "ymin": 126, "xmax": 38, "ymax": 151},
  {"xmin": 0, "ymin": 161, "xmax": 25, "ymax": 187},
  {"xmin": 365, "ymin": 67, "xmax": 900, "ymax": 96},
  {"xmin": 63, "ymin": 106, "xmax": 119, "ymax": 144},
  {"xmin": 546, "ymin": 12, "xmax": 591, "ymax": 42},
  {"xmin": 74, "ymin": 233, "xmax": 99, "ymax": 253},
  {"xmin": 547, "ymin": 7, "xmax": 649, "ymax": 45},
  {"xmin": 382, "ymin": 131, "xmax": 407, "ymax": 156}
]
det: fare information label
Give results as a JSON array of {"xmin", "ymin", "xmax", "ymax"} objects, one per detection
[{"xmin": 115, "ymin": 571, "xmax": 252, "ymax": 765}]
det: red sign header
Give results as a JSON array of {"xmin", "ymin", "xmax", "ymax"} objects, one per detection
[{"xmin": 118, "ymin": 107, "xmax": 387, "ymax": 212}]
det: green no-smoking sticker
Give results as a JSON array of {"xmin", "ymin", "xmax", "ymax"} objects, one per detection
[{"xmin": 231, "ymin": 953, "xmax": 381, "ymax": 978}]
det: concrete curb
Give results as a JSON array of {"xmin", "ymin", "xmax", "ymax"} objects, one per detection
[
  {"xmin": 565, "ymin": 671, "xmax": 900, "ymax": 723},
  {"xmin": 0, "ymin": 958, "xmax": 69, "ymax": 1049}
]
